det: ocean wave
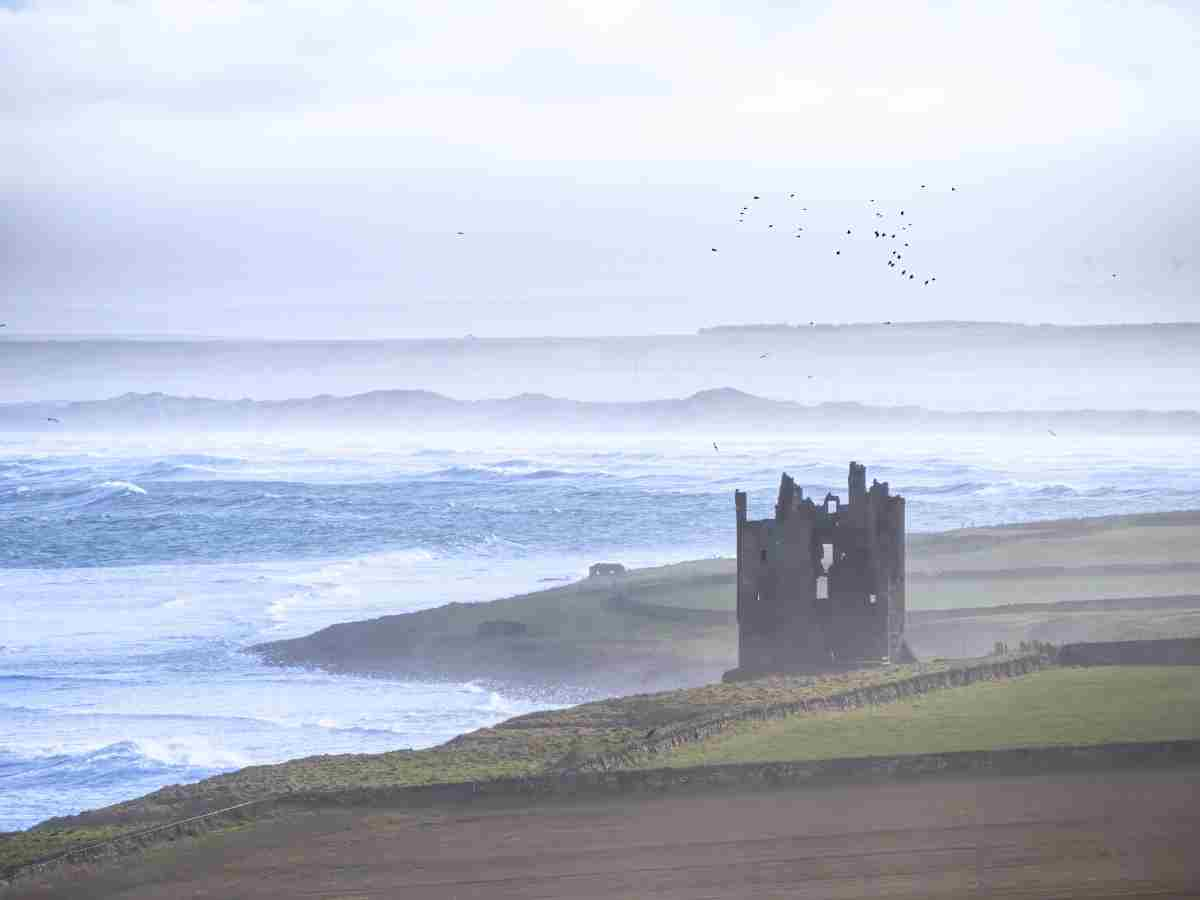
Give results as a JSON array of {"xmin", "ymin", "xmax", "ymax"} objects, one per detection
[
  {"xmin": 0, "ymin": 738, "xmax": 248, "ymax": 787},
  {"xmin": 0, "ymin": 479, "xmax": 150, "ymax": 515},
  {"xmin": 899, "ymin": 481, "xmax": 993, "ymax": 496},
  {"xmin": 1030, "ymin": 484, "xmax": 1079, "ymax": 498},
  {"xmin": 421, "ymin": 465, "xmax": 600, "ymax": 482},
  {"xmin": 138, "ymin": 461, "xmax": 221, "ymax": 479}
]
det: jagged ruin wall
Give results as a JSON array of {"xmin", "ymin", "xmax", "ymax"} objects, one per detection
[{"xmin": 735, "ymin": 462, "xmax": 905, "ymax": 675}]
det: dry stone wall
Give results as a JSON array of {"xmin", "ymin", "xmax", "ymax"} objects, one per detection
[{"xmin": 574, "ymin": 654, "xmax": 1053, "ymax": 772}]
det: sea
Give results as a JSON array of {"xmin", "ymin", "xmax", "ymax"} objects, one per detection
[{"xmin": 2, "ymin": 427, "xmax": 1198, "ymax": 831}]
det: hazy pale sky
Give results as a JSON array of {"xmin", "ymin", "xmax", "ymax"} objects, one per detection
[{"xmin": 2, "ymin": 1, "xmax": 1198, "ymax": 337}]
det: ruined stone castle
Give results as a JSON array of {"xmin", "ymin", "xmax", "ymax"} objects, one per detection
[{"xmin": 731, "ymin": 462, "xmax": 906, "ymax": 677}]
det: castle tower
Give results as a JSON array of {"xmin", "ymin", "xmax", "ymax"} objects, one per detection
[{"xmin": 730, "ymin": 462, "xmax": 905, "ymax": 678}]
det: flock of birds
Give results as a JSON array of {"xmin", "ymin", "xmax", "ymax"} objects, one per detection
[
  {"xmin": 708, "ymin": 183, "xmax": 963, "ymax": 288},
  {"xmin": 708, "ymin": 184, "xmax": 1119, "ymax": 287}
]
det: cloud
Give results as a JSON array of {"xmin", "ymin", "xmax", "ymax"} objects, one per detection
[{"xmin": 4, "ymin": 0, "xmax": 1197, "ymax": 178}]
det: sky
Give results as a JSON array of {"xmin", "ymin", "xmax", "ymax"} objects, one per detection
[{"xmin": 2, "ymin": 1, "xmax": 1198, "ymax": 338}]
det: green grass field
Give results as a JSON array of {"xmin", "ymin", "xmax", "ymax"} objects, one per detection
[{"xmin": 653, "ymin": 666, "xmax": 1200, "ymax": 768}]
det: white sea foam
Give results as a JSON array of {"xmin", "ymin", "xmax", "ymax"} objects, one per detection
[{"xmin": 96, "ymin": 480, "xmax": 147, "ymax": 495}]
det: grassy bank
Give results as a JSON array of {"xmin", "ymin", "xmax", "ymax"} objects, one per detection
[
  {"xmin": 3, "ymin": 661, "xmax": 954, "ymax": 876},
  {"xmin": 650, "ymin": 666, "xmax": 1200, "ymax": 769}
]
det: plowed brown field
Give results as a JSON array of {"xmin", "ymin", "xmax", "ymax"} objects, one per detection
[{"xmin": 14, "ymin": 768, "xmax": 1200, "ymax": 899}]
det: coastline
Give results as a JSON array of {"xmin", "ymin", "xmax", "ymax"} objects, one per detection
[{"xmin": 6, "ymin": 508, "xmax": 1200, "ymax": 884}]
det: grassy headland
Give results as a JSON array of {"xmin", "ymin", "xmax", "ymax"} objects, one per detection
[{"xmin": 252, "ymin": 510, "xmax": 1200, "ymax": 691}]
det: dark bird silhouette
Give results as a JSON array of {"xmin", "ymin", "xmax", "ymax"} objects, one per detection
[
  {"xmin": 924, "ymin": 279, "xmax": 929, "ymax": 285},
  {"xmin": 768, "ymin": 224, "xmax": 774, "ymax": 228},
  {"xmin": 900, "ymin": 210, "xmax": 905, "ymax": 216},
  {"xmin": 759, "ymin": 353, "xmax": 769, "ymax": 359},
  {"xmin": 456, "ymin": 231, "xmax": 465, "ymax": 236},
  {"xmin": 835, "ymin": 250, "xmax": 841, "ymax": 255},
  {"xmin": 711, "ymin": 248, "xmax": 718, "ymax": 252},
  {"xmin": 713, "ymin": 442, "xmax": 720, "ymax": 452},
  {"xmin": 46, "ymin": 417, "xmax": 60, "ymax": 424},
  {"xmin": 884, "ymin": 320, "xmax": 893, "ymax": 325},
  {"xmin": 951, "ymin": 186, "xmax": 957, "ymax": 191},
  {"xmin": 807, "ymin": 374, "xmax": 815, "ymax": 379},
  {"xmin": 752, "ymin": 195, "xmax": 761, "ymax": 200},
  {"xmin": 1112, "ymin": 273, "xmax": 1117, "ymax": 278},
  {"xmin": 909, "ymin": 274, "xmax": 914, "ymax": 279},
  {"xmin": 788, "ymin": 193, "xmax": 795, "ymax": 198},
  {"xmin": 920, "ymin": 184, "xmax": 926, "ymax": 189},
  {"xmin": 846, "ymin": 229, "xmax": 851, "ymax": 235},
  {"xmin": 1048, "ymin": 429, "xmax": 1057, "ymax": 437},
  {"xmin": 0, "ymin": 323, "xmax": 6, "ymax": 327}
]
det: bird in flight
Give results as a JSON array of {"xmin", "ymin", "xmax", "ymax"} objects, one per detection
[
  {"xmin": 759, "ymin": 353, "xmax": 770, "ymax": 359},
  {"xmin": 711, "ymin": 248, "xmax": 719, "ymax": 252},
  {"xmin": 1047, "ymin": 429, "xmax": 1057, "ymax": 437},
  {"xmin": 46, "ymin": 417, "xmax": 61, "ymax": 424},
  {"xmin": 712, "ymin": 442, "xmax": 720, "ymax": 453}
]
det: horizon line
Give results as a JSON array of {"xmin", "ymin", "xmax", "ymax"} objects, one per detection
[{"xmin": 3, "ymin": 320, "xmax": 1200, "ymax": 342}]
